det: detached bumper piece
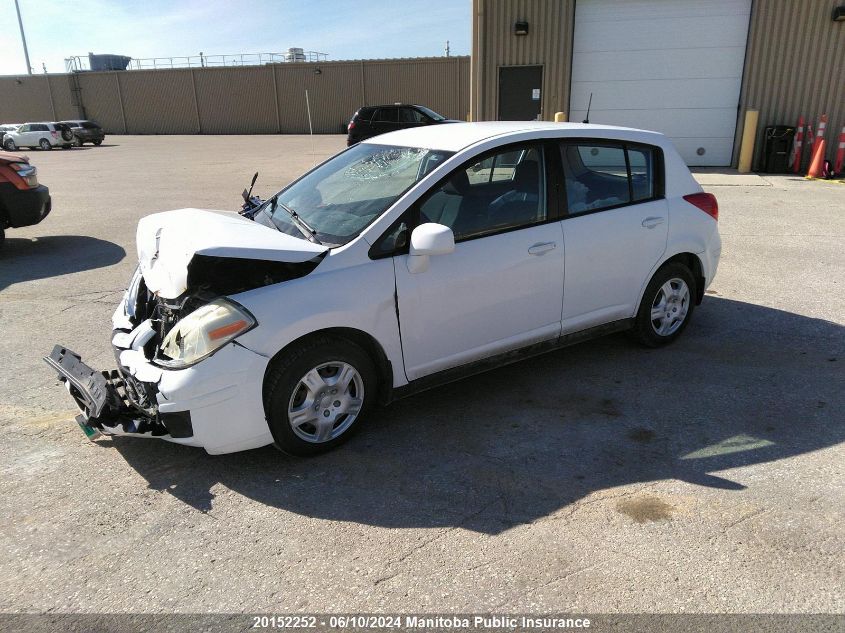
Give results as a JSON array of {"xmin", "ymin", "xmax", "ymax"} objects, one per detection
[{"xmin": 44, "ymin": 345, "xmax": 192, "ymax": 439}]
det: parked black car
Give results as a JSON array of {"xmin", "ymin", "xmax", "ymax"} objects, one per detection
[
  {"xmin": 61, "ymin": 120, "xmax": 105, "ymax": 146},
  {"xmin": 346, "ymin": 104, "xmax": 458, "ymax": 145}
]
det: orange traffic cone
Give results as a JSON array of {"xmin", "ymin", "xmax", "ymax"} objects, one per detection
[{"xmin": 806, "ymin": 139, "xmax": 826, "ymax": 179}]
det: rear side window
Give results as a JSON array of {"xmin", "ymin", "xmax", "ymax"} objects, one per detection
[
  {"xmin": 628, "ymin": 147, "xmax": 656, "ymax": 201},
  {"xmin": 355, "ymin": 108, "xmax": 375, "ymax": 122},
  {"xmin": 560, "ymin": 142, "xmax": 661, "ymax": 214},
  {"xmin": 373, "ymin": 108, "xmax": 398, "ymax": 123},
  {"xmin": 32, "ymin": 124, "xmax": 50, "ymax": 132}
]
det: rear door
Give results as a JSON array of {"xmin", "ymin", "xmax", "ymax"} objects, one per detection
[
  {"xmin": 558, "ymin": 140, "xmax": 668, "ymax": 333},
  {"xmin": 370, "ymin": 107, "xmax": 399, "ymax": 138}
]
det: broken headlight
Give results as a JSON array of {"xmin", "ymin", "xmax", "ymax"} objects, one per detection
[{"xmin": 157, "ymin": 299, "xmax": 256, "ymax": 369}]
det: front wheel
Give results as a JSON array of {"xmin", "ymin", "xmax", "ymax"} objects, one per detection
[
  {"xmin": 264, "ymin": 337, "xmax": 377, "ymax": 456},
  {"xmin": 39, "ymin": 139, "xmax": 51, "ymax": 150},
  {"xmin": 3, "ymin": 139, "xmax": 16, "ymax": 151},
  {"xmin": 631, "ymin": 263, "xmax": 696, "ymax": 347},
  {"xmin": 93, "ymin": 140, "xmax": 103, "ymax": 146}
]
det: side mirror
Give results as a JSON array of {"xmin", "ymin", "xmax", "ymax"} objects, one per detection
[{"xmin": 407, "ymin": 223, "xmax": 454, "ymax": 273}]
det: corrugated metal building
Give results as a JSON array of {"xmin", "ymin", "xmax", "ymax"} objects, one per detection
[{"xmin": 471, "ymin": 0, "xmax": 845, "ymax": 168}]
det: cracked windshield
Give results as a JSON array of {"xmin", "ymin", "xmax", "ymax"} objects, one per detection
[{"xmin": 263, "ymin": 144, "xmax": 452, "ymax": 244}]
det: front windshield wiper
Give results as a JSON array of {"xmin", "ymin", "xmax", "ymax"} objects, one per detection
[{"xmin": 269, "ymin": 195, "xmax": 321, "ymax": 245}]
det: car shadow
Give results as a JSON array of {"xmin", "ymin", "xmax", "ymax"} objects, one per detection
[
  {"xmin": 0, "ymin": 235, "xmax": 125, "ymax": 291},
  {"xmin": 109, "ymin": 297, "xmax": 844, "ymax": 534}
]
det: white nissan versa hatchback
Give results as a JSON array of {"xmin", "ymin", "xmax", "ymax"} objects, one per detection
[{"xmin": 46, "ymin": 122, "xmax": 721, "ymax": 456}]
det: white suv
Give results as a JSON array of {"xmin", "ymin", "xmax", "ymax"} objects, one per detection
[
  {"xmin": 3, "ymin": 122, "xmax": 75, "ymax": 151},
  {"xmin": 46, "ymin": 122, "xmax": 721, "ymax": 456}
]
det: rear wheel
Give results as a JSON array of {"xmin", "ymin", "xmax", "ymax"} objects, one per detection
[
  {"xmin": 61, "ymin": 144, "xmax": 72, "ymax": 150},
  {"xmin": 632, "ymin": 263, "xmax": 696, "ymax": 347},
  {"xmin": 75, "ymin": 137, "xmax": 83, "ymax": 147},
  {"xmin": 0, "ymin": 226, "xmax": 5, "ymax": 250},
  {"xmin": 39, "ymin": 139, "xmax": 51, "ymax": 150},
  {"xmin": 264, "ymin": 336, "xmax": 377, "ymax": 456}
]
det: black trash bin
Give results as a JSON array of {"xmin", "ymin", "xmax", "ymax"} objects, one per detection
[{"xmin": 761, "ymin": 125, "xmax": 795, "ymax": 173}]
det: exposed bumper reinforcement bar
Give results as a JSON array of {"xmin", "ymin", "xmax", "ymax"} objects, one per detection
[{"xmin": 44, "ymin": 345, "xmax": 176, "ymax": 438}]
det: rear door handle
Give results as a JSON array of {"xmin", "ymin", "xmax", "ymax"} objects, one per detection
[
  {"xmin": 642, "ymin": 216, "xmax": 665, "ymax": 229},
  {"xmin": 528, "ymin": 242, "xmax": 557, "ymax": 255}
]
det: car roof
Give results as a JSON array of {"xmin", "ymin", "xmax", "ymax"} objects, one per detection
[{"xmin": 364, "ymin": 121, "xmax": 666, "ymax": 152}]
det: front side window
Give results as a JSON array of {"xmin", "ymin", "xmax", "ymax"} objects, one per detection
[
  {"xmin": 399, "ymin": 108, "xmax": 426, "ymax": 123},
  {"xmin": 415, "ymin": 105, "xmax": 446, "ymax": 121},
  {"xmin": 258, "ymin": 144, "xmax": 452, "ymax": 245},
  {"xmin": 418, "ymin": 144, "xmax": 546, "ymax": 242}
]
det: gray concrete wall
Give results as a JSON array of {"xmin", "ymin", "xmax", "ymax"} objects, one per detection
[{"xmin": 0, "ymin": 56, "xmax": 470, "ymax": 134}]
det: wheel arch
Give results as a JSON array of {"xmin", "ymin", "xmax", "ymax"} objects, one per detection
[
  {"xmin": 262, "ymin": 327, "xmax": 395, "ymax": 409},
  {"xmin": 637, "ymin": 252, "xmax": 706, "ymax": 314}
]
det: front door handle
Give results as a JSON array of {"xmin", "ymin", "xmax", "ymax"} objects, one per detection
[
  {"xmin": 528, "ymin": 242, "xmax": 557, "ymax": 255},
  {"xmin": 641, "ymin": 216, "xmax": 665, "ymax": 229}
]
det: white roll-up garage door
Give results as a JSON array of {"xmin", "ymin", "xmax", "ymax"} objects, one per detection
[{"xmin": 569, "ymin": 0, "xmax": 751, "ymax": 166}]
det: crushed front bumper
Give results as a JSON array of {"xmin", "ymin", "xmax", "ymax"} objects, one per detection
[
  {"xmin": 44, "ymin": 345, "xmax": 190, "ymax": 440},
  {"xmin": 45, "ymin": 330, "xmax": 274, "ymax": 454}
]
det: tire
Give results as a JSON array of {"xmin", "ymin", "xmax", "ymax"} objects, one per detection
[
  {"xmin": 264, "ymin": 336, "xmax": 377, "ymax": 456},
  {"xmin": 75, "ymin": 138, "xmax": 83, "ymax": 147},
  {"xmin": 3, "ymin": 139, "xmax": 16, "ymax": 151},
  {"xmin": 61, "ymin": 144, "xmax": 72, "ymax": 150},
  {"xmin": 39, "ymin": 139, "xmax": 51, "ymax": 150},
  {"xmin": 93, "ymin": 140, "xmax": 103, "ymax": 146},
  {"xmin": 0, "ymin": 225, "xmax": 5, "ymax": 250},
  {"xmin": 631, "ymin": 262, "xmax": 697, "ymax": 347}
]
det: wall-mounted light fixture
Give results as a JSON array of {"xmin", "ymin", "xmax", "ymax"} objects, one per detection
[
  {"xmin": 514, "ymin": 20, "xmax": 529, "ymax": 36},
  {"xmin": 313, "ymin": 68, "xmax": 322, "ymax": 75},
  {"xmin": 833, "ymin": 5, "xmax": 845, "ymax": 21}
]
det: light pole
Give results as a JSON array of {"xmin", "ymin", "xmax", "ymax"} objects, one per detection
[{"xmin": 14, "ymin": 0, "xmax": 33, "ymax": 75}]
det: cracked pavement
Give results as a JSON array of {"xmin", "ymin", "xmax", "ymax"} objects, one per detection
[{"xmin": 0, "ymin": 136, "xmax": 842, "ymax": 613}]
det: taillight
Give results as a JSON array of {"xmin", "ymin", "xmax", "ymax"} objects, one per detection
[
  {"xmin": 10, "ymin": 162, "xmax": 38, "ymax": 188},
  {"xmin": 683, "ymin": 192, "xmax": 718, "ymax": 221},
  {"xmin": 51, "ymin": 130, "xmax": 58, "ymax": 138},
  {"xmin": 348, "ymin": 120, "xmax": 356, "ymax": 131}
]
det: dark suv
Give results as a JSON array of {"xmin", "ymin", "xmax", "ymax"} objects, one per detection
[
  {"xmin": 61, "ymin": 120, "xmax": 105, "ymax": 146},
  {"xmin": 347, "ymin": 104, "xmax": 457, "ymax": 145}
]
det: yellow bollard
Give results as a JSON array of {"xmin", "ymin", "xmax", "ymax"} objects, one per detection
[
  {"xmin": 554, "ymin": 112, "xmax": 567, "ymax": 122},
  {"xmin": 738, "ymin": 109, "xmax": 759, "ymax": 173}
]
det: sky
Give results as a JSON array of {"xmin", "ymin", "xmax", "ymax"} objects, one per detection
[{"xmin": 0, "ymin": 0, "xmax": 471, "ymax": 75}]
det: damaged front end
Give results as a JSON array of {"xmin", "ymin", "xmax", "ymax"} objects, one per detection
[{"xmin": 45, "ymin": 208, "xmax": 327, "ymax": 444}]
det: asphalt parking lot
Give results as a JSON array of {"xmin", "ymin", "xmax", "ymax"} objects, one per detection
[{"xmin": 0, "ymin": 136, "xmax": 842, "ymax": 614}]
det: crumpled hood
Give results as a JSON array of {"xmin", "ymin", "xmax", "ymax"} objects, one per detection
[{"xmin": 137, "ymin": 208, "xmax": 327, "ymax": 299}]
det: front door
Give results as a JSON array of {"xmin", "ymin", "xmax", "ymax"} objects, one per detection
[
  {"xmin": 394, "ymin": 142, "xmax": 564, "ymax": 380},
  {"xmin": 498, "ymin": 66, "xmax": 543, "ymax": 121}
]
